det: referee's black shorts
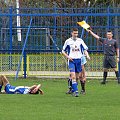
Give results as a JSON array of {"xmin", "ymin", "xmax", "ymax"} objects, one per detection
[{"xmin": 103, "ymin": 55, "xmax": 117, "ymax": 68}]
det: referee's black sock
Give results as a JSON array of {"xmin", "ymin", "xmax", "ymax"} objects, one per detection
[
  {"xmin": 115, "ymin": 71, "xmax": 120, "ymax": 83},
  {"xmin": 103, "ymin": 72, "xmax": 107, "ymax": 82}
]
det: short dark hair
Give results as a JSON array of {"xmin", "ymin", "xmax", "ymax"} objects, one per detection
[
  {"xmin": 29, "ymin": 89, "xmax": 43, "ymax": 95},
  {"xmin": 29, "ymin": 90, "xmax": 39, "ymax": 94},
  {"xmin": 72, "ymin": 28, "xmax": 78, "ymax": 32},
  {"xmin": 107, "ymin": 30, "xmax": 112, "ymax": 33}
]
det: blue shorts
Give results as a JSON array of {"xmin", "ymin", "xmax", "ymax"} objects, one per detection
[
  {"xmin": 68, "ymin": 59, "xmax": 82, "ymax": 73},
  {"xmin": 81, "ymin": 56, "xmax": 87, "ymax": 65}
]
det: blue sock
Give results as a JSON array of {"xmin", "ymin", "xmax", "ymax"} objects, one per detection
[
  {"xmin": 72, "ymin": 81, "xmax": 78, "ymax": 93},
  {"xmin": 0, "ymin": 85, "xmax": 2, "ymax": 92}
]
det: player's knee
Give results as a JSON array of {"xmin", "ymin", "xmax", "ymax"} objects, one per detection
[
  {"xmin": 72, "ymin": 76, "xmax": 76, "ymax": 79},
  {"xmin": 79, "ymin": 74, "xmax": 86, "ymax": 81},
  {"xmin": 79, "ymin": 76, "xmax": 83, "ymax": 80},
  {"xmin": 82, "ymin": 77, "xmax": 86, "ymax": 81}
]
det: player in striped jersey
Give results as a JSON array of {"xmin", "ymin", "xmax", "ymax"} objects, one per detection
[
  {"xmin": 0, "ymin": 75, "xmax": 43, "ymax": 95},
  {"xmin": 62, "ymin": 28, "xmax": 89, "ymax": 97}
]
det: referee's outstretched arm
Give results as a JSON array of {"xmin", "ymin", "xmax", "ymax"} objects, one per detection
[{"xmin": 86, "ymin": 29, "xmax": 100, "ymax": 40}]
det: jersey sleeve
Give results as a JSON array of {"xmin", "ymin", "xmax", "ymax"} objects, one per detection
[
  {"xmin": 62, "ymin": 40, "xmax": 68, "ymax": 52},
  {"xmin": 81, "ymin": 40, "xmax": 88, "ymax": 50}
]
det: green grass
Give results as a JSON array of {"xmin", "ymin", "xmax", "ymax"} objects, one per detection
[{"xmin": 0, "ymin": 78, "xmax": 120, "ymax": 120}]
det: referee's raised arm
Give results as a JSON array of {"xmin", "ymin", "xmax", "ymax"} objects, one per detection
[{"xmin": 86, "ymin": 29, "xmax": 100, "ymax": 40}]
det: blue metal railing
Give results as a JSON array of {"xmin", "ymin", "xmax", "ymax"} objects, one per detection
[{"xmin": 0, "ymin": 7, "xmax": 120, "ymax": 52}]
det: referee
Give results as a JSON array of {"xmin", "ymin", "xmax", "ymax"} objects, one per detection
[{"xmin": 87, "ymin": 30, "xmax": 120, "ymax": 84}]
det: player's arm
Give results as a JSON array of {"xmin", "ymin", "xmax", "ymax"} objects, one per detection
[
  {"xmin": 36, "ymin": 84, "xmax": 41, "ymax": 89},
  {"xmin": 32, "ymin": 84, "xmax": 41, "ymax": 93},
  {"xmin": 30, "ymin": 84, "xmax": 42, "ymax": 94},
  {"xmin": 29, "ymin": 84, "xmax": 41, "ymax": 91},
  {"xmin": 115, "ymin": 41, "xmax": 119, "ymax": 62},
  {"xmin": 62, "ymin": 40, "xmax": 73, "ymax": 61},
  {"xmin": 86, "ymin": 29, "xmax": 100, "ymax": 40},
  {"xmin": 62, "ymin": 50, "xmax": 73, "ymax": 61},
  {"xmin": 35, "ymin": 84, "xmax": 44, "ymax": 95},
  {"xmin": 29, "ymin": 85, "xmax": 37, "ymax": 91},
  {"xmin": 84, "ymin": 50, "xmax": 90, "ymax": 60}
]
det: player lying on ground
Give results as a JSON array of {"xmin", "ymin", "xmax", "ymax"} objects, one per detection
[
  {"xmin": 66, "ymin": 50, "xmax": 90, "ymax": 95},
  {"xmin": 0, "ymin": 75, "xmax": 44, "ymax": 94}
]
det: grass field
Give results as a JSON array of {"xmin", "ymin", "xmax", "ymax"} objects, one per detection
[{"xmin": 0, "ymin": 78, "xmax": 120, "ymax": 120}]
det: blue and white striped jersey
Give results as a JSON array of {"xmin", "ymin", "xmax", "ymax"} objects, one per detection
[
  {"xmin": 62, "ymin": 37, "xmax": 88, "ymax": 59},
  {"xmin": 5, "ymin": 84, "xmax": 30, "ymax": 94}
]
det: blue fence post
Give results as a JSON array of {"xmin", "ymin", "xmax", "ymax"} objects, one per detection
[
  {"xmin": 23, "ymin": 51, "xmax": 27, "ymax": 78},
  {"xmin": 15, "ymin": 17, "xmax": 32, "ymax": 80},
  {"xmin": 9, "ymin": 6, "xmax": 13, "ymax": 52}
]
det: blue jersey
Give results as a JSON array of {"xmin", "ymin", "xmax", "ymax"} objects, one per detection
[{"xmin": 5, "ymin": 84, "xmax": 30, "ymax": 94}]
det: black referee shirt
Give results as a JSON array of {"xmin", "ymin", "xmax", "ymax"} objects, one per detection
[{"xmin": 99, "ymin": 37, "xmax": 118, "ymax": 56}]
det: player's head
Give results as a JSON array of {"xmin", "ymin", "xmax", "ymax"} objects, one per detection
[
  {"xmin": 29, "ymin": 88, "xmax": 44, "ymax": 95},
  {"xmin": 71, "ymin": 28, "xmax": 78, "ymax": 39},
  {"xmin": 106, "ymin": 30, "xmax": 113, "ymax": 39},
  {"xmin": 29, "ymin": 89, "xmax": 39, "ymax": 94}
]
